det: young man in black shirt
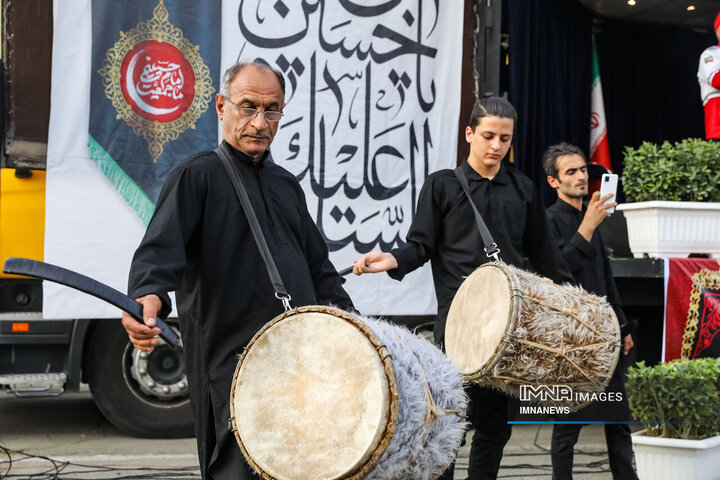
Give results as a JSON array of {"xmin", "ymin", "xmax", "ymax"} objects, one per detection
[
  {"xmin": 543, "ymin": 142, "xmax": 638, "ymax": 480},
  {"xmin": 354, "ymin": 96, "xmax": 572, "ymax": 480}
]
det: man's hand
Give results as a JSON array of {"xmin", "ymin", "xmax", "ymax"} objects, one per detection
[
  {"xmin": 577, "ymin": 191, "xmax": 616, "ymax": 242},
  {"xmin": 121, "ymin": 294, "xmax": 163, "ymax": 352},
  {"xmin": 353, "ymin": 252, "xmax": 399, "ymax": 275},
  {"xmin": 622, "ymin": 333, "xmax": 634, "ymax": 355}
]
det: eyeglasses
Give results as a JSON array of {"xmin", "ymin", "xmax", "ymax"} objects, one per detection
[{"xmin": 222, "ymin": 95, "xmax": 283, "ymax": 122}]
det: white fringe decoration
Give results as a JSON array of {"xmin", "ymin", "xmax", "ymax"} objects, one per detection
[
  {"xmin": 485, "ymin": 264, "xmax": 621, "ymax": 409},
  {"xmin": 360, "ymin": 317, "xmax": 468, "ymax": 480}
]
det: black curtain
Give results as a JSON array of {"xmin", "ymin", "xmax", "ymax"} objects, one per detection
[
  {"xmin": 508, "ymin": 0, "xmax": 593, "ymax": 206},
  {"xmin": 595, "ymin": 19, "xmax": 711, "ymax": 173}
]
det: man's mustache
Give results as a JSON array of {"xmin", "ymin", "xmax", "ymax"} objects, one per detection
[{"xmin": 242, "ymin": 129, "xmax": 270, "ymax": 139}]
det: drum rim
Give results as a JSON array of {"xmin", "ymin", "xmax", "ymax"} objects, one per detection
[
  {"xmin": 446, "ymin": 262, "xmax": 522, "ymax": 381},
  {"xmin": 229, "ymin": 305, "xmax": 400, "ymax": 480}
]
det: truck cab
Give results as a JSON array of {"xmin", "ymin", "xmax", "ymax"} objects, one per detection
[{"xmin": 0, "ymin": 166, "xmax": 193, "ymax": 437}]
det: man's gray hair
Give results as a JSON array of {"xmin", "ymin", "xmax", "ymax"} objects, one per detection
[
  {"xmin": 220, "ymin": 61, "xmax": 286, "ymax": 101},
  {"xmin": 542, "ymin": 142, "xmax": 587, "ymax": 179}
]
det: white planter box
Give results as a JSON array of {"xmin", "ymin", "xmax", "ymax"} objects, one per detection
[
  {"xmin": 631, "ymin": 431, "xmax": 720, "ymax": 480},
  {"xmin": 616, "ymin": 201, "xmax": 720, "ymax": 258}
]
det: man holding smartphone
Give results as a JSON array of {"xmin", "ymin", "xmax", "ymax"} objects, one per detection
[{"xmin": 542, "ymin": 142, "xmax": 638, "ymax": 480}]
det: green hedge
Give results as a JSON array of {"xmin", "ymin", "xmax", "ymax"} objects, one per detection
[
  {"xmin": 622, "ymin": 138, "xmax": 720, "ymax": 203},
  {"xmin": 627, "ymin": 358, "xmax": 720, "ymax": 439}
]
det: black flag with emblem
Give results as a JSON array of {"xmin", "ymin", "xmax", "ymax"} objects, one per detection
[{"xmin": 89, "ymin": 0, "xmax": 220, "ymax": 225}]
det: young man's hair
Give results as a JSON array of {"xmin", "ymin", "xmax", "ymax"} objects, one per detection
[
  {"xmin": 468, "ymin": 95, "xmax": 517, "ymax": 130},
  {"xmin": 542, "ymin": 142, "xmax": 587, "ymax": 179},
  {"xmin": 220, "ymin": 60, "xmax": 286, "ymax": 102}
]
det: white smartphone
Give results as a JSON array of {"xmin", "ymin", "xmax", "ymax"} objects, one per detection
[{"xmin": 599, "ymin": 173, "xmax": 618, "ymax": 214}]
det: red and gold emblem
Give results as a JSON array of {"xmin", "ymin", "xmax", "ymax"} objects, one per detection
[
  {"xmin": 682, "ymin": 261, "xmax": 720, "ymax": 359},
  {"xmin": 98, "ymin": 0, "xmax": 214, "ymax": 161}
]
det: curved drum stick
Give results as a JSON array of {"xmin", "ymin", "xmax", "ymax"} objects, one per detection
[
  {"xmin": 337, "ymin": 266, "xmax": 354, "ymax": 277},
  {"xmin": 337, "ymin": 260, "xmax": 372, "ymax": 278},
  {"xmin": 2, "ymin": 257, "xmax": 181, "ymax": 351}
]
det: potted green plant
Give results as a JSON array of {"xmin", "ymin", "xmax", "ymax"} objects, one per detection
[
  {"xmin": 626, "ymin": 358, "xmax": 720, "ymax": 480},
  {"xmin": 616, "ymin": 138, "xmax": 720, "ymax": 258}
]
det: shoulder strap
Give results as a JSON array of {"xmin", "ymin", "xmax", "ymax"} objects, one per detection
[
  {"xmin": 453, "ymin": 166, "xmax": 501, "ymax": 262},
  {"xmin": 215, "ymin": 143, "xmax": 292, "ymax": 311}
]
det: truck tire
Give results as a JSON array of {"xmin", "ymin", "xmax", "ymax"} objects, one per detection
[
  {"xmin": 86, "ymin": 320, "xmax": 194, "ymax": 438},
  {"xmin": 414, "ymin": 322, "xmax": 436, "ymax": 345}
]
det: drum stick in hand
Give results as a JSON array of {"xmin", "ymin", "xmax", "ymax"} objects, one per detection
[{"xmin": 338, "ymin": 261, "xmax": 370, "ymax": 279}]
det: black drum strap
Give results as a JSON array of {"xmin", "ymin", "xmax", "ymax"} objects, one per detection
[
  {"xmin": 215, "ymin": 143, "xmax": 292, "ymax": 311},
  {"xmin": 453, "ymin": 167, "xmax": 501, "ymax": 262}
]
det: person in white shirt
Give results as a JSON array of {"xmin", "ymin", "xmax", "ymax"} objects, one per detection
[{"xmin": 697, "ymin": 12, "xmax": 720, "ymax": 139}]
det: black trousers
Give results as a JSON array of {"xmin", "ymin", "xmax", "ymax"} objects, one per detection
[
  {"xmin": 549, "ymin": 361, "xmax": 638, "ymax": 480},
  {"xmin": 551, "ymin": 423, "xmax": 638, "ymax": 480},
  {"xmin": 437, "ymin": 385, "xmax": 513, "ymax": 480}
]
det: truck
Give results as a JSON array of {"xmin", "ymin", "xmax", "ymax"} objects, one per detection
[
  {"xmin": 1, "ymin": 169, "xmax": 195, "ymax": 437},
  {"xmin": 0, "ymin": 0, "xmax": 681, "ymax": 438},
  {"xmin": 0, "ymin": 1, "xmax": 188, "ymax": 437}
]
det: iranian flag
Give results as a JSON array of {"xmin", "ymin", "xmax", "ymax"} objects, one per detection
[{"xmin": 590, "ymin": 38, "xmax": 612, "ymax": 171}]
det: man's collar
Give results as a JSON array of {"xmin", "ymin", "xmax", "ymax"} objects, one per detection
[
  {"xmin": 554, "ymin": 196, "xmax": 585, "ymax": 214},
  {"xmin": 461, "ymin": 160, "xmax": 507, "ymax": 184},
  {"xmin": 223, "ymin": 140, "xmax": 270, "ymax": 167}
]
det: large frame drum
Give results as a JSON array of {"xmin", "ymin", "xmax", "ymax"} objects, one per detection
[
  {"xmin": 230, "ymin": 306, "xmax": 467, "ymax": 480},
  {"xmin": 445, "ymin": 262, "xmax": 621, "ymax": 408}
]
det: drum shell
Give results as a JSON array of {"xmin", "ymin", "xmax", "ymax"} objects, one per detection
[
  {"xmin": 230, "ymin": 305, "xmax": 467, "ymax": 480},
  {"xmin": 445, "ymin": 262, "xmax": 621, "ymax": 410}
]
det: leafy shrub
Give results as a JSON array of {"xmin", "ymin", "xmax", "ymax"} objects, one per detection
[
  {"xmin": 622, "ymin": 138, "xmax": 720, "ymax": 202},
  {"xmin": 626, "ymin": 358, "xmax": 720, "ymax": 439}
]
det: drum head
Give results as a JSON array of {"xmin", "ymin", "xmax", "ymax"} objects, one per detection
[
  {"xmin": 231, "ymin": 307, "xmax": 393, "ymax": 480},
  {"xmin": 445, "ymin": 263, "xmax": 516, "ymax": 376}
]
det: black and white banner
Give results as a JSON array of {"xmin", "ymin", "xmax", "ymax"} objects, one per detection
[{"xmin": 222, "ymin": 0, "xmax": 463, "ymax": 314}]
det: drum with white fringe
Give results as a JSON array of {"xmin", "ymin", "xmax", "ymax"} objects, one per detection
[
  {"xmin": 230, "ymin": 305, "xmax": 467, "ymax": 480},
  {"xmin": 445, "ymin": 262, "xmax": 621, "ymax": 409}
]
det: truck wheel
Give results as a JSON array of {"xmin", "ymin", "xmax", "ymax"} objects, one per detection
[
  {"xmin": 86, "ymin": 320, "xmax": 194, "ymax": 438},
  {"xmin": 414, "ymin": 322, "xmax": 436, "ymax": 345}
]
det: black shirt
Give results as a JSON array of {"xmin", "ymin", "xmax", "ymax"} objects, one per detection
[
  {"xmin": 128, "ymin": 141, "xmax": 353, "ymax": 479},
  {"xmin": 546, "ymin": 198, "xmax": 631, "ymax": 336},
  {"xmin": 389, "ymin": 160, "xmax": 573, "ymax": 344}
]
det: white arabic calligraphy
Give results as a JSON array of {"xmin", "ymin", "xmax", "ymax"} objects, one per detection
[{"xmin": 137, "ymin": 57, "xmax": 185, "ymax": 100}]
